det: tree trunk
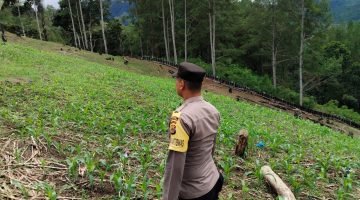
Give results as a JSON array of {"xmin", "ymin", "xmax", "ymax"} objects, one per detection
[
  {"xmin": 168, "ymin": 0, "xmax": 177, "ymax": 64},
  {"xmin": 89, "ymin": 25, "xmax": 93, "ymax": 52},
  {"xmin": 299, "ymin": 0, "xmax": 305, "ymax": 106},
  {"xmin": 162, "ymin": 0, "xmax": 170, "ymax": 61},
  {"xmin": 17, "ymin": 1, "xmax": 26, "ymax": 37},
  {"xmin": 208, "ymin": 0, "xmax": 216, "ymax": 77},
  {"xmin": 184, "ymin": 0, "xmax": 187, "ymax": 62},
  {"xmin": 99, "ymin": 0, "xmax": 108, "ymax": 54},
  {"xmin": 261, "ymin": 166, "xmax": 296, "ymax": 200},
  {"xmin": 139, "ymin": 36, "xmax": 144, "ymax": 57},
  {"xmin": 0, "ymin": 0, "xmax": 4, "ymax": 10},
  {"xmin": 79, "ymin": 0, "xmax": 88, "ymax": 49},
  {"xmin": 212, "ymin": 0, "xmax": 216, "ymax": 76},
  {"xmin": 75, "ymin": 1, "xmax": 84, "ymax": 49},
  {"xmin": 34, "ymin": 3, "xmax": 42, "ymax": 40},
  {"xmin": 88, "ymin": 13, "xmax": 93, "ymax": 52},
  {"xmin": 134, "ymin": 0, "xmax": 143, "ymax": 57},
  {"xmin": 272, "ymin": 1, "xmax": 277, "ymax": 88},
  {"xmin": 68, "ymin": 0, "xmax": 78, "ymax": 48},
  {"xmin": 41, "ymin": 13, "xmax": 48, "ymax": 41},
  {"xmin": 76, "ymin": 33, "xmax": 81, "ymax": 49},
  {"xmin": 167, "ymin": 19, "xmax": 171, "ymax": 58}
]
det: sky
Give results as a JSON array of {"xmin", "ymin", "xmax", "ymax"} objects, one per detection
[{"xmin": 43, "ymin": 0, "xmax": 60, "ymax": 9}]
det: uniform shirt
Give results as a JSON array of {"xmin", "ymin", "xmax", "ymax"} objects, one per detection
[{"xmin": 162, "ymin": 96, "xmax": 220, "ymax": 200}]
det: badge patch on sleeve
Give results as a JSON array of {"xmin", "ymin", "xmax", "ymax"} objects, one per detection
[{"xmin": 168, "ymin": 111, "xmax": 189, "ymax": 152}]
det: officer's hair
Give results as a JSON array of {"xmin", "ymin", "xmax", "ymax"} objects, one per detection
[{"xmin": 184, "ymin": 80, "xmax": 202, "ymax": 92}]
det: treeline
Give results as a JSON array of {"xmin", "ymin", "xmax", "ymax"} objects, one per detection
[
  {"xmin": 1, "ymin": 0, "xmax": 359, "ymax": 117},
  {"xmin": 0, "ymin": 0, "xmax": 138, "ymax": 56},
  {"xmin": 0, "ymin": 0, "xmax": 62, "ymax": 41},
  {"xmin": 128, "ymin": 0, "xmax": 360, "ymax": 114}
]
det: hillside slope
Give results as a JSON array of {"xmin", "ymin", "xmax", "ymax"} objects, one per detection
[
  {"xmin": 331, "ymin": 0, "xmax": 360, "ymax": 22},
  {"xmin": 0, "ymin": 41, "xmax": 359, "ymax": 199}
]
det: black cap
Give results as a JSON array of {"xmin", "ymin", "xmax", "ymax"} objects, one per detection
[{"xmin": 173, "ymin": 62, "xmax": 206, "ymax": 82}]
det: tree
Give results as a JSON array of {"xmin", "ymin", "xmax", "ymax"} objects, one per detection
[
  {"xmin": 68, "ymin": 0, "xmax": 78, "ymax": 47},
  {"xmin": 106, "ymin": 18, "xmax": 123, "ymax": 55},
  {"xmin": 184, "ymin": 0, "xmax": 187, "ymax": 61},
  {"xmin": 16, "ymin": 0, "xmax": 26, "ymax": 36},
  {"xmin": 78, "ymin": 0, "xmax": 88, "ymax": 49},
  {"xmin": 162, "ymin": 0, "xmax": 169, "ymax": 61},
  {"xmin": 208, "ymin": 0, "xmax": 216, "ymax": 77},
  {"xmin": 99, "ymin": 0, "xmax": 108, "ymax": 54},
  {"xmin": 168, "ymin": 0, "xmax": 177, "ymax": 64},
  {"xmin": 33, "ymin": 0, "xmax": 42, "ymax": 40},
  {"xmin": 299, "ymin": 0, "xmax": 305, "ymax": 106},
  {"xmin": 0, "ymin": 0, "xmax": 4, "ymax": 10},
  {"xmin": 75, "ymin": 1, "xmax": 84, "ymax": 48},
  {"xmin": 271, "ymin": 0, "xmax": 276, "ymax": 88}
]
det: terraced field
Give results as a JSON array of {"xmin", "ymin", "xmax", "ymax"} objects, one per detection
[{"xmin": 0, "ymin": 41, "xmax": 359, "ymax": 199}]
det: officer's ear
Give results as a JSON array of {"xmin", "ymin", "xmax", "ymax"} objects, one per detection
[{"xmin": 178, "ymin": 78, "xmax": 185, "ymax": 90}]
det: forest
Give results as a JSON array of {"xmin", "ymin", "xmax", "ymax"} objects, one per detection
[{"xmin": 1, "ymin": 0, "xmax": 360, "ymax": 123}]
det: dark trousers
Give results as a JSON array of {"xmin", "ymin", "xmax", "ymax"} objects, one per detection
[{"xmin": 179, "ymin": 173, "xmax": 224, "ymax": 200}]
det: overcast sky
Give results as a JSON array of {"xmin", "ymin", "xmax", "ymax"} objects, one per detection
[{"xmin": 43, "ymin": 0, "xmax": 60, "ymax": 9}]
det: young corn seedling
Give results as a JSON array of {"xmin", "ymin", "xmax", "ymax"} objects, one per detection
[
  {"xmin": 141, "ymin": 176, "xmax": 152, "ymax": 200},
  {"xmin": 84, "ymin": 153, "xmax": 97, "ymax": 187},
  {"xmin": 43, "ymin": 183, "xmax": 57, "ymax": 200},
  {"xmin": 124, "ymin": 173, "xmax": 137, "ymax": 198},
  {"xmin": 11, "ymin": 180, "xmax": 29, "ymax": 199},
  {"xmin": 110, "ymin": 170, "xmax": 123, "ymax": 195},
  {"xmin": 219, "ymin": 155, "xmax": 236, "ymax": 181},
  {"xmin": 66, "ymin": 157, "xmax": 79, "ymax": 179}
]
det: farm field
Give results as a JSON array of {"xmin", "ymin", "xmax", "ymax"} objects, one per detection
[{"xmin": 0, "ymin": 40, "xmax": 359, "ymax": 199}]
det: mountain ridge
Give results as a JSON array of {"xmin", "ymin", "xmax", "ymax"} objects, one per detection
[{"xmin": 109, "ymin": 0, "xmax": 360, "ymax": 23}]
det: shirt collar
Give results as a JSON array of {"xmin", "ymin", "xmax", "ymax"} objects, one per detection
[
  {"xmin": 176, "ymin": 96, "xmax": 204, "ymax": 112},
  {"xmin": 184, "ymin": 96, "xmax": 204, "ymax": 105}
]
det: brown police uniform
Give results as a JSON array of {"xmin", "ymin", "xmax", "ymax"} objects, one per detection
[{"xmin": 162, "ymin": 63, "xmax": 222, "ymax": 200}]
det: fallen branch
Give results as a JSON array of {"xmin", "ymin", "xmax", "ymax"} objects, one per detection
[
  {"xmin": 0, "ymin": 163, "xmax": 67, "ymax": 170},
  {"xmin": 260, "ymin": 165, "xmax": 296, "ymax": 200}
]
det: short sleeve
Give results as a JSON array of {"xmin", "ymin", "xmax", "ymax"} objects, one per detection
[{"xmin": 168, "ymin": 111, "xmax": 190, "ymax": 152}]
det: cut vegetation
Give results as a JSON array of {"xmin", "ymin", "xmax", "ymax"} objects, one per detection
[{"xmin": 0, "ymin": 38, "xmax": 359, "ymax": 199}]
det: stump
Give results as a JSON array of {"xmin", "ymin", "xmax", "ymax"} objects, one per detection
[
  {"xmin": 260, "ymin": 166, "xmax": 296, "ymax": 200},
  {"xmin": 294, "ymin": 109, "xmax": 302, "ymax": 119},
  {"xmin": 235, "ymin": 129, "xmax": 248, "ymax": 158},
  {"xmin": 123, "ymin": 57, "xmax": 129, "ymax": 65}
]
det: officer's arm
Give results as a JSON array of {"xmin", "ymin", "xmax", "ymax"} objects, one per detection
[
  {"xmin": 162, "ymin": 115, "xmax": 191, "ymax": 200},
  {"xmin": 212, "ymin": 112, "xmax": 221, "ymax": 156},
  {"xmin": 162, "ymin": 150, "xmax": 186, "ymax": 200}
]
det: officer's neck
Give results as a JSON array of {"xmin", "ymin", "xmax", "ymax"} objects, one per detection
[{"xmin": 182, "ymin": 91, "xmax": 202, "ymax": 101}]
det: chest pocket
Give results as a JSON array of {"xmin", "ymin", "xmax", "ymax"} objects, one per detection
[{"xmin": 168, "ymin": 111, "xmax": 189, "ymax": 153}]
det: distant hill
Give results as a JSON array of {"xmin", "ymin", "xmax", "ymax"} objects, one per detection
[
  {"xmin": 331, "ymin": 0, "xmax": 360, "ymax": 23},
  {"xmin": 110, "ymin": 0, "xmax": 130, "ymax": 18},
  {"xmin": 109, "ymin": 0, "xmax": 359, "ymax": 23}
]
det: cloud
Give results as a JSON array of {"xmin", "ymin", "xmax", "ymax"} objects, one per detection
[{"xmin": 43, "ymin": 0, "xmax": 59, "ymax": 9}]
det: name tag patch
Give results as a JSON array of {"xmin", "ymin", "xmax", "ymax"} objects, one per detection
[{"xmin": 168, "ymin": 111, "xmax": 189, "ymax": 152}]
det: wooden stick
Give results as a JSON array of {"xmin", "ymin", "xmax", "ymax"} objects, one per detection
[{"xmin": 260, "ymin": 165, "xmax": 296, "ymax": 200}]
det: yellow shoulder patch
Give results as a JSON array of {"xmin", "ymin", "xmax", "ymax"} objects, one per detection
[{"xmin": 168, "ymin": 111, "xmax": 189, "ymax": 153}]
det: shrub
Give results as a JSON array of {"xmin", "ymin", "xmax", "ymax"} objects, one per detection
[
  {"xmin": 342, "ymin": 94, "xmax": 359, "ymax": 110},
  {"xmin": 316, "ymin": 100, "xmax": 360, "ymax": 124}
]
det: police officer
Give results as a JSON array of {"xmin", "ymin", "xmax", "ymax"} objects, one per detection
[{"xmin": 162, "ymin": 62, "xmax": 223, "ymax": 200}]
